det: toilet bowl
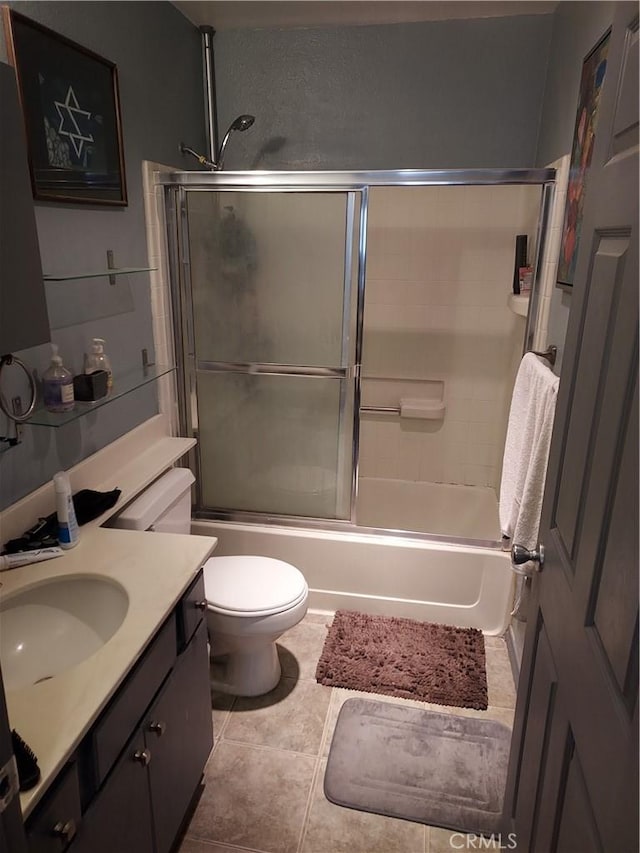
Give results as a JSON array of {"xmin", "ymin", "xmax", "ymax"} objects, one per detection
[
  {"xmin": 203, "ymin": 555, "xmax": 308, "ymax": 696},
  {"xmin": 108, "ymin": 467, "xmax": 309, "ymax": 697}
]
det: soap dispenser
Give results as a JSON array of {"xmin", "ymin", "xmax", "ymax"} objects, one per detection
[
  {"xmin": 43, "ymin": 344, "xmax": 75, "ymax": 413},
  {"xmin": 84, "ymin": 338, "xmax": 113, "ymax": 391}
]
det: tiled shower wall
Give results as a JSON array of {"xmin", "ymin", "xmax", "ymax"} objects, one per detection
[{"xmin": 360, "ymin": 185, "xmax": 541, "ymax": 491}]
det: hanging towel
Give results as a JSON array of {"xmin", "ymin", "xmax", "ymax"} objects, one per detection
[{"xmin": 499, "ymin": 352, "xmax": 559, "ymax": 549}]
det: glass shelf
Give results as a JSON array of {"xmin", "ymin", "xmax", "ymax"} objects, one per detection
[
  {"xmin": 27, "ymin": 364, "xmax": 175, "ymax": 428},
  {"xmin": 43, "ymin": 267, "xmax": 156, "ymax": 282}
]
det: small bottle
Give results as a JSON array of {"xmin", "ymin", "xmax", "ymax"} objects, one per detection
[
  {"xmin": 43, "ymin": 345, "xmax": 75, "ymax": 413},
  {"xmin": 54, "ymin": 471, "xmax": 79, "ymax": 549},
  {"xmin": 85, "ymin": 338, "xmax": 113, "ymax": 391}
]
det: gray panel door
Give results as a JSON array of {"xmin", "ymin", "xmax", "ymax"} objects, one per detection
[{"xmin": 503, "ymin": 6, "xmax": 638, "ymax": 852}]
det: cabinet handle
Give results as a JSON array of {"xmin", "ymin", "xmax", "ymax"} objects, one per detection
[
  {"xmin": 148, "ymin": 720, "xmax": 166, "ymax": 737},
  {"xmin": 133, "ymin": 748, "xmax": 151, "ymax": 767},
  {"xmin": 52, "ymin": 819, "xmax": 77, "ymax": 843},
  {"xmin": 195, "ymin": 600, "xmax": 208, "ymax": 611}
]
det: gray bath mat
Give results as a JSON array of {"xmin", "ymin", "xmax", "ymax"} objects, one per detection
[{"xmin": 324, "ymin": 697, "xmax": 511, "ymax": 835}]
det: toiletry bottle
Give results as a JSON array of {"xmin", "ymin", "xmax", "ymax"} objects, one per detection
[
  {"xmin": 43, "ymin": 345, "xmax": 75, "ymax": 413},
  {"xmin": 54, "ymin": 471, "xmax": 79, "ymax": 549},
  {"xmin": 84, "ymin": 338, "xmax": 113, "ymax": 391}
]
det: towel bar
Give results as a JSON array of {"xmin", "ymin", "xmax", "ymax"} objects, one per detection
[{"xmin": 531, "ymin": 345, "xmax": 557, "ymax": 367}]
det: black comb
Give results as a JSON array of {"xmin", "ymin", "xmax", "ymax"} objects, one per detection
[{"xmin": 11, "ymin": 729, "xmax": 40, "ymax": 791}]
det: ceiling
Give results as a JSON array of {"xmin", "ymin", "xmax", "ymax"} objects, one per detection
[{"xmin": 172, "ymin": 1, "xmax": 558, "ymax": 31}]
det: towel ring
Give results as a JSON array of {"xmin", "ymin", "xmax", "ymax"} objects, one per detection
[{"xmin": 0, "ymin": 354, "xmax": 37, "ymax": 422}]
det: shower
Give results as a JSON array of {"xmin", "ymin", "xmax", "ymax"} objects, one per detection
[{"xmin": 180, "ymin": 114, "xmax": 255, "ymax": 171}]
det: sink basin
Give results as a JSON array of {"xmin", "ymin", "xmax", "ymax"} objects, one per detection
[{"xmin": 0, "ymin": 575, "xmax": 129, "ymax": 690}]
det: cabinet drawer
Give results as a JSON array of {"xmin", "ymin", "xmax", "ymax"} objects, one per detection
[
  {"xmin": 26, "ymin": 763, "xmax": 81, "ymax": 853},
  {"xmin": 177, "ymin": 570, "xmax": 206, "ymax": 650},
  {"xmin": 91, "ymin": 613, "xmax": 176, "ymax": 787}
]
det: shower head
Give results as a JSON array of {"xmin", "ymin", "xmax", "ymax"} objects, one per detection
[
  {"xmin": 216, "ymin": 114, "xmax": 256, "ymax": 170},
  {"xmin": 230, "ymin": 114, "xmax": 255, "ymax": 132},
  {"xmin": 179, "ymin": 115, "xmax": 256, "ymax": 171}
]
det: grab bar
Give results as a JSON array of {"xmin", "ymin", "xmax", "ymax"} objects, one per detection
[
  {"xmin": 531, "ymin": 345, "xmax": 557, "ymax": 367},
  {"xmin": 360, "ymin": 405, "xmax": 401, "ymax": 415}
]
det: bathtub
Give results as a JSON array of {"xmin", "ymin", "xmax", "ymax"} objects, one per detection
[{"xmin": 191, "ymin": 520, "xmax": 515, "ymax": 636}]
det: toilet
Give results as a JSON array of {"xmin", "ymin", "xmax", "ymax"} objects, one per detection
[{"xmin": 109, "ymin": 467, "xmax": 309, "ymax": 696}]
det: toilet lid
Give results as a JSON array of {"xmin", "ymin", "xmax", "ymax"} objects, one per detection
[{"xmin": 202, "ymin": 556, "xmax": 308, "ymax": 617}]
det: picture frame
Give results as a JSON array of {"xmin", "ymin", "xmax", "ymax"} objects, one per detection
[
  {"xmin": 556, "ymin": 29, "xmax": 610, "ymax": 288},
  {"xmin": 2, "ymin": 7, "xmax": 127, "ymax": 206}
]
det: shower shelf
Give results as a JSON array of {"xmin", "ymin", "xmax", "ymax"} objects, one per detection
[
  {"xmin": 43, "ymin": 249, "xmax": 156, "ymax": 282},
  {"xmin": 26, "ymin": 364, "xmax": 175, "ymax": 428},
  {"xmin": 508, "ymin": 293, "xmax": 530, "ymax": 317},
  {"xmin": 43, "ymin": 267, "xmax": 156, "ymax": 281}
]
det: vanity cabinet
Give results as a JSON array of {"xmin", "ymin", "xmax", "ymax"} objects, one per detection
[
  {"xmin": 145, "ymin": 620, "xmax": 212, "ymax": 853},
  {"xmin": 69, "ymin": 731, "xmax": 154, "ymax": 853},
  {"xmin": 24, "ymin": 571, "xmax": 213, "ymax": 853}
]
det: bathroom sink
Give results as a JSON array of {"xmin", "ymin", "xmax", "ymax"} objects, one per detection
[{"xmin": 0, "ymin": 575, "xmax": 129, "ymax": 690}]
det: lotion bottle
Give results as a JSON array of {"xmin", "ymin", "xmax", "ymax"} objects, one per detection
[
  {"xmin": 43, "ymin": 345, "xmax": 75, "ymax": 413},
  {"xmin": 84, "ymin": 338, "xmax": 113, "ymax": 391},
  {"xmin": 54, "ymin": 471, "xmax": 79, "ymax": 549}
]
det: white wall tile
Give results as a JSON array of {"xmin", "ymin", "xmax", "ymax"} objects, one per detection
[{"xmin": 362, "ymin": 184, "xmax": 540, "ymax": 490}]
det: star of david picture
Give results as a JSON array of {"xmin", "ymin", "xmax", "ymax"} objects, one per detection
[{"xmin": 2, "ymin": 7, "xmax": 127, "ymax": 205}]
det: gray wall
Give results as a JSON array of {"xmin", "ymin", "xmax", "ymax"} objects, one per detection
[
  {"xmin": 534, "ymin": 1, "xmax": 615, "ymax": 374},
  {"xmin": 213, "ymin": 14, "xmax": 553, "ymax": 170},
  {"xmin": 0, "ymin": 1, "xmax": 205, "ymax": 511}
]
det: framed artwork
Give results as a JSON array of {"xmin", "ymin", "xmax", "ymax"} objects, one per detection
[
  {"xmin": 556, "ymin": 29, "xmax": 610, "ymax": 288},
  {"xmin": 2, "ymin": 7, "xmax": 127, "ymax": 205}
]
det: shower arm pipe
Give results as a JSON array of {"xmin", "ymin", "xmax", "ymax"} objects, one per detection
[{"xmin": 200, "ymin": 26, "xmax": 217, "ymax": 164}]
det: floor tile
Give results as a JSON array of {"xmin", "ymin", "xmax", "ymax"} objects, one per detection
[
  {"xmin": 278, "ymin": 615, "xmax": 332, "ymax": 681},
  {"xmin": 485, "ymin": 642, "xmax": 517, "ymax": 709},
  {"xmin": 224, "ymin": 676, "xmax": 331, "ymax": 755},
  {"xmin": 180, "ymin": 838, "xmax": 258, "ymax": 853},
  {"xmin": 301, "ymin": 759, "xmax": 426, "ymax": 853},
  {"xmin": 429, "ymin": 825, "xmax": 502, "ymax": 851},
  {"xmin": 211, "ymin": 689, "xmax": 235, "ymax": 739},
  {"xmin": 187, "ymin": 741, "xmax": 316, "ymax": 853}
]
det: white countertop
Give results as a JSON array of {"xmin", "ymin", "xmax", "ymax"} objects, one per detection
[{"xmin": 0, "ymin": 422, "xmax": 218, "ymax": 818}]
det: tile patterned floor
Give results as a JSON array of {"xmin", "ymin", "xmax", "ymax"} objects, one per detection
[{"xmin": 179, "ymin": 613, "xmax": 517, "ymax": 853}]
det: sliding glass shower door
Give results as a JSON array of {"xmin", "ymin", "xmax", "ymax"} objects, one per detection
[{"xmin": 181, "ymin": 188, "xmax": 362, "ymax": 520}]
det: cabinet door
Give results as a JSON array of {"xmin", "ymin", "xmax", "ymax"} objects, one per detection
[
  {"xmin": 144, "ymin": 620, "xmax": 213, "ymax": 853},
  {"xmin": 70, "ymin": 732, "xmax": 153, "ymax": 853}
]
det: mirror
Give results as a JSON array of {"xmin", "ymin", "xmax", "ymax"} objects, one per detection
[{"xmin": 0, "ymin": 60, "xmax": 50, "ymax": 355}]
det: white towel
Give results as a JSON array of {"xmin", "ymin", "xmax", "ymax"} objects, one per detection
[{"xmin": 499, "ymin": 352, "xmax": 559, "ymax": 549}]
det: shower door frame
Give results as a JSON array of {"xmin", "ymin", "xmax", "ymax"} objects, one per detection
[
  {"xmin": 162, "ymin": 168, "xmax": 555, "ymax": 549},
  {"xmin": 166, "ymin": 181, "xmax": 369, "ymax": 522}
]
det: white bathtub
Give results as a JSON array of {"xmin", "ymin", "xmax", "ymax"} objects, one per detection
[{"xmin": 191, "ymin": 520, "xmax": 515, "ymax": 636}]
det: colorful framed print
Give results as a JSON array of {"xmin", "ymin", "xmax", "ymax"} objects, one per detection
[{"xmin": 556, "ymin": 30, "xmax": 610, "ymax": 288}]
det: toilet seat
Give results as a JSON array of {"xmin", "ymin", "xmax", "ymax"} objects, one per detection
[{"xmin": 202, "ymin": 556, "xmax": 308, "ymax": 617}]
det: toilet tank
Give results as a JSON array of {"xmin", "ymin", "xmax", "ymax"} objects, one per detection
[{"xmin": 110, "ymin": 468, "xmax": 195, "ymax": 533}]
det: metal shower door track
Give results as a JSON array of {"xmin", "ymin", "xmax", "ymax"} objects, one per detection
[{"xmin": 159, "ymin": 167, "xmax": 556, "ymax": 188}]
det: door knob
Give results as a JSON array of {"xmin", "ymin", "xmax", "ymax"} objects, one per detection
[
  {"xmin": 148, "ymin": 720, "xmax": 166, "ymax": 737},
  {"xmin": 511, "ymin": 543, "xmax": 545, "ymax": 576}
]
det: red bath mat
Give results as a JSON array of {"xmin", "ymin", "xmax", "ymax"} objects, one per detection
[{"xmin": 315, "ymin": 610, "xmax": 488, "ymax": 710}]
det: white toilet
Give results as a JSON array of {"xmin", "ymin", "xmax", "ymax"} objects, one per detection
[{"xmin": 109, "ymin": 467, "xmax": 309, "ymax": 696}]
